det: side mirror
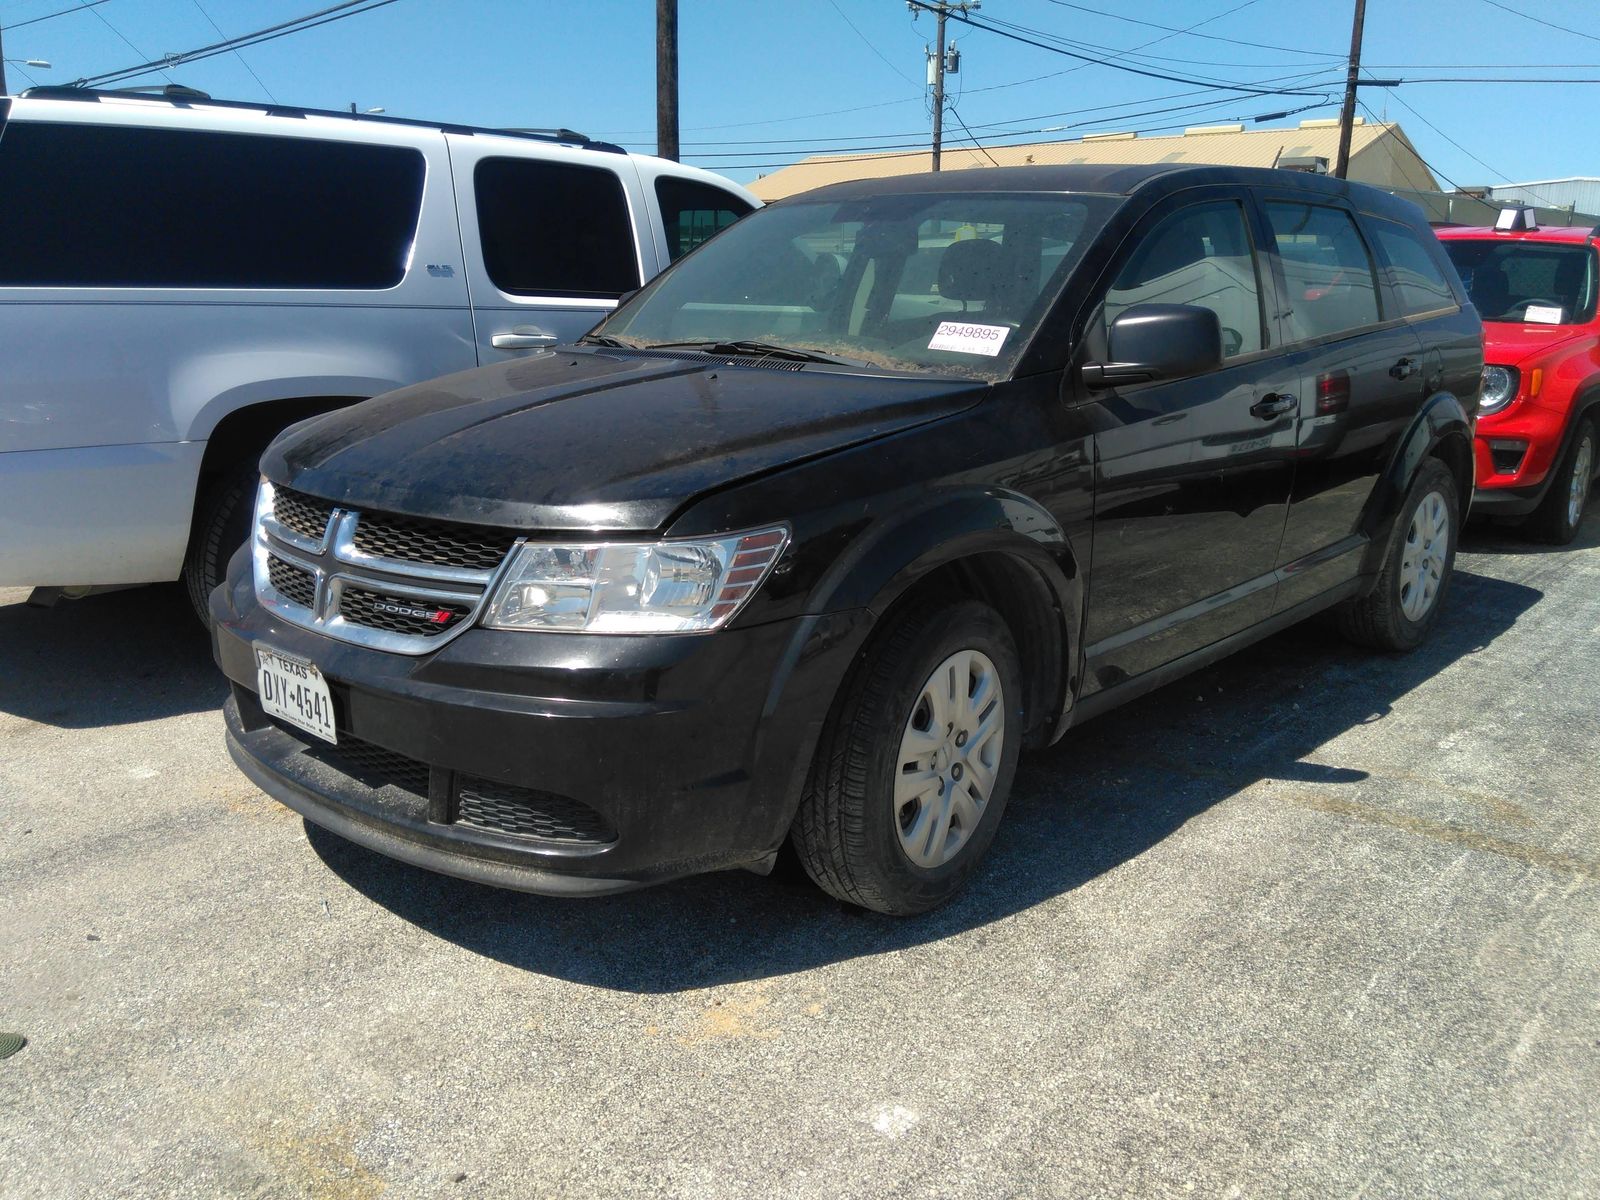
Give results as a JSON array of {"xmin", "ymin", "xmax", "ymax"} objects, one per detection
[{"xmin": 1081, "ymin": 303, "xmax": 1223, "ymax": 389}]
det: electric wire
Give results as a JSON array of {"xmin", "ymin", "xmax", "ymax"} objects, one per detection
[
  {"xmin": 188, "ymin": 0, "xmax": 278, "ymax": 104},
  {"xmin": 0, "ymin": 0, "xmax": 110, "ymax": 31}
]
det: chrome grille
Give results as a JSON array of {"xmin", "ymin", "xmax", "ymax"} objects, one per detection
[
  {"xmin": 456, "ymin": 778, "xmax": 616, "ymax": 845},
  {"xmin": 253, "ymin": 479, "xmax": 520, "ymax": 655},
  {"xmin": 272, "ymin": 488, "xmax": 337, "ymax": 542},
  {"xmin": 352, "ymin": 512, "xmax": 517, "ymax": 571},
  {"xmin": 267, "ymin": 556, "xmax": 316, "ymax": 609}
]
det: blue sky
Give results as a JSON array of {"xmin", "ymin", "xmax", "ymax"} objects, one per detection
[{"xmin": 4, "ymin": 0, "xmax": 1598, "ymax": 191}]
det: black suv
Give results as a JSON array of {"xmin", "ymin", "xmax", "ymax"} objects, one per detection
[{"xmin": 212, "ymin": 165, "xmax": 1481, "ymax": 914}]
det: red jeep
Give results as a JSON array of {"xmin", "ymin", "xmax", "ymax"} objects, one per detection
[{"xmin": 1437, "ymin": 219, "xmax": 1600, "ymax": 543}]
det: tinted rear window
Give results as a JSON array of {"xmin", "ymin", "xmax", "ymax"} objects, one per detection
[
  {"xmin": 1264, "ymin": 201, "xmax": 1382, "ymax": 341},
  {"xmin": 1369, "ymin": 219, "xmax": 1458, "ymax": 317},
  {"xmin": 0, "ymin": 122, "xmax": 424, "ymax": 289},
  {"xmin": 474, "ymin": 158, "xmax": 640, "ymax": 298},
  {"xmin": 655, "ymin": 176, "xmax": 753, "ymax": 262}
]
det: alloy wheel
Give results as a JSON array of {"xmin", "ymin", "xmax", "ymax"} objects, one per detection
[{"xmin": 1568, "ymin": 432, "xmax": 1595, "ymax": 531}]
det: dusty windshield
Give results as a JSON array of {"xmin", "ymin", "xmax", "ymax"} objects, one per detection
[
  {"xmin": 595, "ymin": 192, "xmax": 1115, "ymax": 379},
  {"xmin": 1442, "ymin": 239, "xmax": 1598, "ymax": 325}
]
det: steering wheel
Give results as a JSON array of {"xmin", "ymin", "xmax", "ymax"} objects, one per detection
[
  {"xmin": 1220, "ymin": 326, "xmax": 1244, "ymax": 357},
  {"xmin": 1516, "ymin": 297, "xmax": 1563, "ymax": 313}
]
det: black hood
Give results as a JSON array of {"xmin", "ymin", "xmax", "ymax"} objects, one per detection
[{"xmin": 263, "ymin": 349, "xmax": 984, "ymax": 532}]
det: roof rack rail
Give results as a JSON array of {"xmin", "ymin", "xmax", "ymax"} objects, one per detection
[{"xmin": 14, "ymin": 86, "xmax": 626, "ymax": 154}]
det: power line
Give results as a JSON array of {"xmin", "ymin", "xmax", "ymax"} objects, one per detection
[
  {"xmin": 947, "ymin": 103, "xmax": 1000, "ymax": 166},
  {"xmin": 826, "ymin": 0, "xmax": 919, "ymax": 88},
  {"xmin": 0, "ymin": 0, "xmax": 110, "ymax": 32},
  {"xmin": 1040, "ymin": 0, "xmax": 1342, "ymax": 58},
  {"xmin": 83, "ymin": 0, "xmax": 175, "ymax": 85},
  {"xmin": 73, "ymin": 0, "xmax": 403, "ymax": 89},
  {"xmin": 188, "ymin": 0, "xmax": 278, "ymax": 104},
  {"xmin": 1360, "ymin": 74, "xmax": 1563, "ymax": 205},
  {"xmin": 909, "ymin": 2, "xmax": 1331, "ymax": 98},
  {"xmin": 1477, "ymin": 0, "xmax": 1600, "ymax": 45}
]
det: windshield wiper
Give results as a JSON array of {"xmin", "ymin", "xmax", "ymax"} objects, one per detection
[
  {"xmin": 643, "ymin": 339, "xmax": 856, "ymax": 366},
  {"xmin": 577, "ymin": 333, "xmax": 631, "ymax": 348}
]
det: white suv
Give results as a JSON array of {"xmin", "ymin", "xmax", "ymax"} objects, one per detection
[{"xmin": 0, "ymin": 86, "xmax": 757, "ymax": 617}]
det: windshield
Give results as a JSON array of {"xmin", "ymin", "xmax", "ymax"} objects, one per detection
[
  {"xmin": 1442, "ymin": 239, "xmax": 1598, "ymax": 326},
  {"xmin": 595, "ymin": 191, "xmax": 1116, "ymax": 379}
]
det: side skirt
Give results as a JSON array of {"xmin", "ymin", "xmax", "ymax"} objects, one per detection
[{"xmin": 1064, "ymin": 577, "xmax": 1363, "ymax": 729}]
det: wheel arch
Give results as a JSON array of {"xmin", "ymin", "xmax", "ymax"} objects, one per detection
[
  {"xmin": 1360, "ymin": 390, "xmax": 1474, "ymax": 576},
  {"xmin": 804, "ymin": 489, "xmax": 1085, "ymax": 749}
]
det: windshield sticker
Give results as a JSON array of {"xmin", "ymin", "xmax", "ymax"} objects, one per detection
[
  {"xmin": 928, "ymin": 321, "xmax": 1010, "ymax": 357},
  {"xmin": 1525, "ymin": 304, "xmax": 1564, "ymax": 324}
]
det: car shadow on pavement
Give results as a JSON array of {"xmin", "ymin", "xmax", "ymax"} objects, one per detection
[
  {"xmin": 1462, "ymin": 509, "xmax": 1600, "ymax": 556},
  {"xmin": 0, "ymin": 585, "xmax": 224, "ymax": 727},
  {"xmin": 307, "ymin": 563, "xmax": 1542, "ymax": 993}
]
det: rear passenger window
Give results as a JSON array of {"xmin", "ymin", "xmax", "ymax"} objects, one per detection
[
  {"xmin": 1105, "ymin": 201, "xmax": 1264, "ymax": 358},
  {"xmin": 1368, "ymin": 220, "xmax": 1458, "ymax": 317},
  {"xmin": 0, "ymin": 122, "xmax": 424, "ymax": 289},
  {"xmin": 1264, "ymin": 202, "xmax": 1381, "ymax": 341},
  {"xmin": 655, "ymin": 177, "xmax": 753, "ymax": 262},
  {"xmin": 475, "ymin": 158, "xmax": 640, "ymax": 298}
]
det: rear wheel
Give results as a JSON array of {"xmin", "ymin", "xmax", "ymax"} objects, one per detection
[
  {"xmin": 791, "ymin": 599, "xmax": 1024, "ymax": 915},
  {"xmin": 1523, "ymin": 416, "xmax": 1595, "ymax": 545},
  {"xmin": 183, "ymin": 461, "xmax": 257, "ymax": 626},
  {"xmin": 1338, "ymin": 457, "xmax": 1458, "ymax": 652}
]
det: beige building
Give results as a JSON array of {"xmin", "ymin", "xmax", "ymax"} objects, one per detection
[{"xmin": 749, "ymin": 117, "xmax": 1438, "ymax": 201}]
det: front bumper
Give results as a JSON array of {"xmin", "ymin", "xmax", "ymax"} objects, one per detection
[
  {"xmin": 212, "ymin": 554, "xmax": 869, "ymax": 895},
  {"xmin": 1470, "ymin": 398, "xmax": 1570, "ymax": 515}
]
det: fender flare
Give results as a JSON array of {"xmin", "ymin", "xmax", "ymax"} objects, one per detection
[{"xmin": 803, "ymin": 487, "xmax": 1087, "ymax": 743}]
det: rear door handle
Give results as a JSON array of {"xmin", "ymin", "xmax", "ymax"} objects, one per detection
[
  {"xmin": 1390, "ymin": 357, "xmax": 1418, "ymax": 380},
  {"xmin": 491, "ymin": 328, "xmax": 558, "ymax": 349},
  {"xmin": 1250, "ymin": 392, "xmax": 1297, "ymax": 420}
]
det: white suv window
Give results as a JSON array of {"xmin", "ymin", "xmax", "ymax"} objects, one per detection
[
  {"xmin": 0, "ymin": 122, "xmax": 425, "ymax": 289},
  {"xmin": 473, "ymin": 158, "xmax": 641, "ymax": 298}
]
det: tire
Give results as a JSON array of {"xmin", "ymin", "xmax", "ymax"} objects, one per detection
[
  {"xmin": 1522, "ymin": 416, "xmax": 1596, "ymax": 546},
  {"xmin": 790, "ymin": 599, "xmax": 1025, "ymax": 915},
  {"xmin": 1337, "ymin": 456, "xmax": 1459, "ymax": 653},
  {"xmin": 183, "ymin": 461, "xmax": 258, "ymax": 626}
]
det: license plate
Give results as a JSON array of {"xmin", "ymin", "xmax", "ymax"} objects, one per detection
[{"xmin": 255, "ymin": 645, "xmax": 337, "ymax": 745}]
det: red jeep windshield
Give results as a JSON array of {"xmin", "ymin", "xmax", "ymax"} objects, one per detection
[{"xmin": 1441, "ymin": 239, "xmax": 1598, "ymax": 326}]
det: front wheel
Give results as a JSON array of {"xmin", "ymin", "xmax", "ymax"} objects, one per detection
[
  {"xmin": 790, "ymin": 599, "xmax": 1024, "ymax": 915},
  {"xmin": 183, "ymin": 461, "xmax": 257, "ymax": 626},
  {"xmin": 1523, "ymin": 416, "xmax": 1595, "ymax": 546},
  {"xmin": 1338, "ymin": 457, "xmax": 1459, "ymax": 652}
]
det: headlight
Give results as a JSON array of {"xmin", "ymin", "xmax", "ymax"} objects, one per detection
[
  {"xmin": 482, "ymin": 526, "xmax": 789, "ymax": 633},
  {"xmin": 1480, "ymin": 365, "xmax": 1519, "ymax": 414}
]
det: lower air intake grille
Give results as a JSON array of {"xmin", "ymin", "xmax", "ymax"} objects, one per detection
[
  {"xmin": 299, "ymin": 732, "xmax": 431, "ymax": 798},
  {"xmin": 267, "ymin": 556, "xmax": 316, "ymax": 609},
  {"xmin": 339, "ymin": 587, "xmax": 471, "ymax": 636},
  {"xmin": 456, "ymin": 778, "xmax": 616, "ymax": 845}
]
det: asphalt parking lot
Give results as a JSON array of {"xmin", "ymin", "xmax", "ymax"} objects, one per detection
[{"xmin": 2, "ymin": 518, "xmax": 1597, "ymax": 1200}]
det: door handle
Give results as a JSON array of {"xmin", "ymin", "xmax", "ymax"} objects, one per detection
[
  {"xmin": 491, "ymin": 328, "xmax": 558, "ymax": 349},
  {"xmin": 1390, "ymin": 357, "xmax": 1418, "ymax": 380},
  {"xmin": 1250, "ymin": 392, "xmax": 1297, "ymax": 420}
]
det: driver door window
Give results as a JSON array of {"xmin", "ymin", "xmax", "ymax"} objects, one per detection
[{"xmin": 1104, "ymin": 201, "xmax": 1265, "ymax": 359}]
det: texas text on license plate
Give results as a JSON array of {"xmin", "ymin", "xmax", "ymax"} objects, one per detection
[{"xmin": 255, "ymin": 645, "xmax": 337, "ymax": 745}]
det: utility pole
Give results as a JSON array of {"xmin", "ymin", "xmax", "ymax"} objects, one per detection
[
  {"xmin": 656, "ymin": 0, "xmax": 679, "ymax": 162},
  {"xmin": 1333, "ymin": 0, "xmax": 1368, "ymax": 180},
  {"xmin": 911, "ymin": 0, "xmax": 978, "ymax": 172}
]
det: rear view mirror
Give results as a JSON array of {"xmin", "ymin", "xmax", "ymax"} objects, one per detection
[{"xmin": 1081, "ymin": 303, "xmax": 1223, "ymax": 388}]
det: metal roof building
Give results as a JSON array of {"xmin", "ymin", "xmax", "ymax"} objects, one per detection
[
  {"xmin": 748, "ymin": 117, "xmax": 1438, "ymax": 201},
  {"xmin": 1484, "ymin": 178, "xmax": 1600, "ymax": 219}
]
